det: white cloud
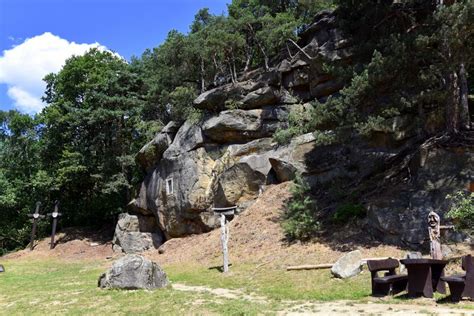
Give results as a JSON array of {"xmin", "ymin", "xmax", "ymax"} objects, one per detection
[{"xmin": 0, "ymin": 32, "xmax": 108, "ymax": 114}]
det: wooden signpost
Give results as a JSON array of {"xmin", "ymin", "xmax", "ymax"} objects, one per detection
[
  {"xmin": 47, "ymin": 201, "xmax": 62, "ymax": 250},
  {"xmin": 27, "ymin": 202, "xmax": 44, "ymax": 251},
  {"xmin": 212, "ymin": 206, "xmax": 237, "ymax": 273}
]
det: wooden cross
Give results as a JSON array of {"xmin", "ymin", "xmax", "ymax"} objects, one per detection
[
  {"xmin": 212, "ymin": 206, "xmax": 237, "ymax": 273},
  {"xmin": 47, "ymin": 201, "xmax": 62, "ymax": 250},
  {"xmin": 27, "ymin": 202, "xmax": 45, "ymax": 251}
]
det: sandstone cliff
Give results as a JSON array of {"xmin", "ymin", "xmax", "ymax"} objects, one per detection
[{"xmin": 113, "ymin": 10, "xmax": 473, "ymax": 254}]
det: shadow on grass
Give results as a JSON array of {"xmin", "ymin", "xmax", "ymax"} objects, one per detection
[{"xmin": 208, "ymin": 264, "xmax": 233, "ymax": 272}]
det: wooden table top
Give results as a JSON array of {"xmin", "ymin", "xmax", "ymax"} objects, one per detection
[{"xmin": 400, "ymin": 258, "xmax": 448, "ymax": 265}]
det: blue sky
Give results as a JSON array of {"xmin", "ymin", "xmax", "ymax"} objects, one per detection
[{"xmin": 0, "ymin": 0, "xmax": 229, "ymax": 113}]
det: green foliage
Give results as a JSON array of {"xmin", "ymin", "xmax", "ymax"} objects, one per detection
[
  {"xmin": 273, "ymin": 104, "xmax": 313, "ymax": 144},
  {"xmin": 39, "ymin": 49, "xmax": 153, "ymax": 227},
  {"xmin": 0, "ymin": 111, "xmax": 50, "ymax": 254},
  {"xmin": 224, "ymin": 99, "xmax": 243, "ymax": 110},
  {"xmin": 446, "ymin": 191, "xmax": 474, "ymax": 232},
  {"xmin": 314, "ymin": 1, "xmax": 474, "ymax": 138},
  {"xmin": 273, "ymin": 125, "xmax": 301, "ymax": 145},
  {"xmin": 282, "ymin": 175, "xmax": 320, "ymax": 240},
  {"xmin": 333, "ymin": 203, "xmax": 366, "ymax": 224}
]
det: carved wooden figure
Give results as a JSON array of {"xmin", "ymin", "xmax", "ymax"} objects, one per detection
[{"xmin": 428, "ymin": 211, "xmax": 442, "ymax": 260}]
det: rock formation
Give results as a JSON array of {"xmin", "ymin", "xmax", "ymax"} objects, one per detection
[
  {"xmin": 98, "ymin": 254, "xmax": 169, "ymax": 290},
  {"xmin": 113, "ymin": 10, "xmax": 473, "ymax": 253}
]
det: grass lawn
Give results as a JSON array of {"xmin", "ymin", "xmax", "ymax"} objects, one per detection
[{"xmin": 0, "ymin": 257, "xmax": 472, "ymax": 315}]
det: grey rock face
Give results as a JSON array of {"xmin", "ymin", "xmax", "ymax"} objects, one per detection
[
  {"xmin": 241, "ymin": 87, "xmax": 280, "ymax": 109},
  {"xmin": 331, "ymin": 250, "xmax": 363, "ymax": 279},
  {"xmin": 214, "ymin": 162, "xmax": 266, "ymax": 207},
  {"xmin": 367, "ymin": 147, "xmax": 474, "ymax": 246},
  {"xmin": 202, "ymin": 108, "xmax": 287, "ymax": 144},
  {"xmin": 112, "ymin": 213, "xmax": 164, "ymax": 254},
  {"xmin": 194, "ymin": 81, "xmax": 259, "ymax": 110},
  {"xmin": 136, "ymin": 133, "xmax": 170, "ymax": 172},
  {"xmin": 135, "ymin": 121, "xmax": 181, "ymax": 172},
  {"xmin": 113, "ymin": 232, "xmax": 164, "ymax": 254},
  {"xmin": 126, "ymin": 8, "xmax": 472, "ymax": 252},
  {"xmin": 98, "ymin": 255, "xmax": 169, "ymax": 290}
]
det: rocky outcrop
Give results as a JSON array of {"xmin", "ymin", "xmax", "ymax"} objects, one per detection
[
  {"xmin": 367, "ymin": 146, "xmax": 473, "ymax": 246},
  {"xmin": 136, "ymin": 121, "xmax": 179, "ymax": 172},
  {"xmin": 112, "ymin": 213, "xmax": 164, "ymax": 254},
  {"xmin": 98, "ymin": 255, "xmax": 169, "ymax": 290},
  {"xmin": 126, "ymin": 9, "xmax": 472, "ymax": 251},
  {"xmin": 202, "ymin": 107, "xmax": 288, "ymax": 144}
]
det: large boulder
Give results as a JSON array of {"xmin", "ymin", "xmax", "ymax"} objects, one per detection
[
  {"xmin": 112, "ymin": 213, "xmax": 164, "ymax": 254},
  {"xmin": 202, "ymin": 107, "xmax": 288, "ymax": 144},
  {"xmin": 136, "ymin": 133, "xmax": 170, "ymax": 172},
  {"xmin": 135, "ymin": 121, "xmax": 181, "ymax": 172},
  {"xmin": 241, "ymin": 87, "xmax": 280, "ymax": 109},
  {"xmin": 143, "ymin": 147, "xmax": 219, "ymax": 238},
  {"xmin": 98, "ymin": 255, "xmax": 169, "ymax": 290},
  {"xmin": 331, "ymin": 250, "xmax": 363, "ymax": 279},
  {"xmin": 163, "ymin": 121, "xmax": 205, "ymax": 158},
  {"xmin": 194, "ymin": 81, "xmax": 260, "ymax": 110},
  {"xmin": 214, "ymin": 162, "xmax": 266, "ymax": 207}
]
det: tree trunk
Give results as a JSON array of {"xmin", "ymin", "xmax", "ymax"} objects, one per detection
[
  {"xmin": 459, "ymin": 63, "xmax": 471, "ymax": 130},
  {"xmin": 446, "ymin": 70, "xmax": 460, "ymax": 134},
  {"xmin": 200, "ymin": 58, "xmax": 206, "ymax": 93},
  {"xmin": 232, "ymin": 58, "xmax": 238, "ymax": 83},
  {"xmin": 212, "ymin": 55, "xmax": 219, "ymax": 86},
  {"xmin": 247, "ymin": 23, "xmax": 269, "ymax": 71},
  {"xmin": 228, "ymin": 61, "xmax": 235, "ymax": 84},
  {"xmin": 244, "ymin": 46, "xmax": 253, "ymax": 73}
]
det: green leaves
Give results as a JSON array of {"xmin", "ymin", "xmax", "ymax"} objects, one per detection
[
  {"xmin": 446, "ymin": 191, "xmax": 474, "ymax": 232},
  {"xmin": 283, "ymin": 174, "xmax": 320, "ymax": 240}
]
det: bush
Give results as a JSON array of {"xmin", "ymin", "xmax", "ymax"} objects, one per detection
[
  {"xmin": 282, "ymin": 175, "xmax": 320, "ymax": 240},
  {"xmin": 333, "ymin": 203, "xmax": 366, "ymax": 224},
  {"xmin": 446, "ymin": 191, "xmax": 474, "ymax": 232}
]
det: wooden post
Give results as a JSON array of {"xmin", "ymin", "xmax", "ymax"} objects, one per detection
[
  {"xmin": 27, "ymin": 201, "xmax": 44, "ymax": 251},
  {"xmin": 213, "ymin": 206, "xmax": 236, "ymax": 273},
  {"xmin": 48, "ymin": 201, "xmax": 62, "ymax": 250},
  {"xmin": 220, "ymin": 214, "xmax": 229, "ymax": 273}
]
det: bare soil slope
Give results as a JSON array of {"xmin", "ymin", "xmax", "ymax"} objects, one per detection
[
  {"xmin": 147, "ymin": 182, "xmax": 407, "ymax": 268},
  {"xmin": 3, "ymin": 227, "xmax": 114, "ymax": 262}
]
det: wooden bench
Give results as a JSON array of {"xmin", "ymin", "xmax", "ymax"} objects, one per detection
[
  {"xmin": 367, "ymin": 258, "xmax": 408, "ymax": 296},
  {"xmin": 441, "ymin": 255, "xmax": 474, "ymax": 302}
]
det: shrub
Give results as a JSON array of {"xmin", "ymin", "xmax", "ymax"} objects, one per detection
[
  {"xmin": 282, "ymin": 175, "xmax": 320, "ymax": 240},
  {"xmin": 446, "ymin": 191, "xmax": 474, "ymax": 232},
  {"xmin": 333, "ymin": 203, "xmax": 366, "ymax": 224}
]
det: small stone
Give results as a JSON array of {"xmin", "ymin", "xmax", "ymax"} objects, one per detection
[
  {"xmin": 400, "ymin": 252, "xmax": 422, "ymax": 273},
  {"xmin": 90, "ymin": 242, "xmax": 99, "ymax": 247}
]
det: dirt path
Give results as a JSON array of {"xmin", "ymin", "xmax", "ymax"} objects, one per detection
[
  {"xmin": 280, "ymin": 301, "xmax": 474, "ymax": 315},
  {"xmin": 172, "ymin": 283, "xmax": 474, "ymax": 315}
]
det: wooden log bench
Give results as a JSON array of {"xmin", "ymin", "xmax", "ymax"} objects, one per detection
[
  {"xmin": 441, "ymin": 255, "xmax": 474, "ymax": 302},
  {"xmin": 367, "ymin": 258, "xmax": 408, "ymax": 296}
]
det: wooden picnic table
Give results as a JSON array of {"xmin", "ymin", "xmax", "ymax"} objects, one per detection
[{"xmin": 400, "ymin": 258, "xmax": 448, "ymax": 298}]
